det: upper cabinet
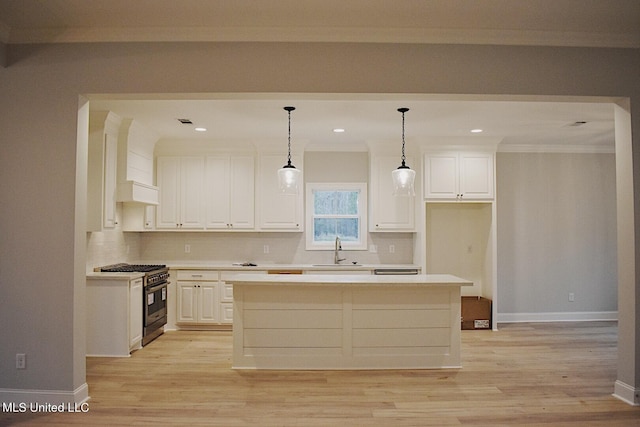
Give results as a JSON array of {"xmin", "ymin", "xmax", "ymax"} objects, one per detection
[
  {"xmin": 205, "ymin": 155, "xmax": 255, "ymax": 230},
  {"xmin": 369, "ymin": 154, "xmax": 415, "ymax": 231},
  {"xmin": 424, "ymin": 151, "xmax": 495, "ymax": 201},
  {"xmin": 87, "ymin": 111, "xmax": 121, "ymax": 231},
  {"xmin": 256, "ymin": 154, "xmax": 304, "ymax": 231},
  {"xmin": 156, "ymin": 156, "xmax": 205, "ymax": 229},
  {"xmin": 155, "ymin": 153, "xmax": 256, "ymax": 231}
]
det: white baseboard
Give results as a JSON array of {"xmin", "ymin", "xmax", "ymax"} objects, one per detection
[
  {"xmin": 496, "ymin": 311, "xmax": 617, "ymax": 323},
  {"xmin": 0, "ymin": 383, "xmax": 89, "ymax": 405},
  {"xmin": 613, "ymin": 380, "xmax": 640, "ymax": 406}
]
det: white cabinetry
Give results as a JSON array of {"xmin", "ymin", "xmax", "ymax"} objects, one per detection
[
  {"xmin": 205, "ymin": 155, "xmax": 255, "ymax": 229},
  {"xmin": 129, "ymin": 278, "xmax": 143, "ymax": 348},
  {"xmin": 156, "ymin": 157, "xmax": 204, "ymax": 229},
  {"xmin": 257, "ymin": 154, "xmax": 303, "ymax": 231},
  {"xmin": 369, "ymin": 155, "xmax": 415, "ymax": 231},
  {"xmin": 86, "ymin": 275, "xmax": 143, "ymax": 356},
  {"xmin": 424, "ymin": 151, "xmax": 494, "ymax": 200},
  {"xmin": 87, "ymin": 111, "xmax": 121, "ymax": 231},
  {"xmin": 176, "ymin": 270, "xmax": 225, "ymax": 326}
]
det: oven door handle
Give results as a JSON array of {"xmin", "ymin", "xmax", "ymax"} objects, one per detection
[{"xmin": 146, "ymin": 282, "xmax": 168, "ymax": 293}]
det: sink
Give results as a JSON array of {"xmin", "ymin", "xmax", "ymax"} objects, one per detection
[{"xmin": 311, "ymin": 264, "xmax": 364, "ymax": 267}]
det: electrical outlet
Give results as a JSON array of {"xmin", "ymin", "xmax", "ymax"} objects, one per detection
[
  {"xmin": 568, "ymin": 292, "xmax": 575, "ymax": 302},
  {"xmin": 389, "ymin": 245, "xmax": 395, "ymax": 253},
  {"xmin": 184, "ymin": 244, "xmax": 191, "ymax": 254},
  {"xmin": 16, "ymin": 353, "xmax": 26, "ymax": 369},
  {"xmin": 263, "ymin": 245, "xmax": 270, "ymax": 254}
]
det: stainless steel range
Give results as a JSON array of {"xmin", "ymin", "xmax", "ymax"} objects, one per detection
[{"xmin": 98, "ymin": 263, "xmax": 170, "ymax": 346}]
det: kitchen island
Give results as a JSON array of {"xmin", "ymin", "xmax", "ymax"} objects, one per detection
[{"xmin": 229, "ymin": 274, "xmax": 472, "ymax": 370}]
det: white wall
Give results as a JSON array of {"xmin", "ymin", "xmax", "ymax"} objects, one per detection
[
  {"xmin": 0, "ymin": 41, "xmax": 638, "ymax": 404},
  {"xmin": 496, "ymin": 152, "xmax": 618, "ymax": 320}
]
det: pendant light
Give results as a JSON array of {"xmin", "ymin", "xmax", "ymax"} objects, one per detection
[
  {"xmin": 277, "ymin": 106, "xmax": 302, "ymax": 194},
  {"xmin": 392, "ymin": 107, "xmax": 416, "ymax": 196}
]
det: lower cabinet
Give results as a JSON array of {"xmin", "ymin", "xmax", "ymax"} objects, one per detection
[
  {"xmin": 176, "ymin": 270, "xmax": 234, "ymax": 327},
  {"xmin": 176, "ymin": 269, "xmax": 266, "ymax": 328},
  {"xmin": 86, "ymin": 275, "xmax": 143, "ymax": 357}
]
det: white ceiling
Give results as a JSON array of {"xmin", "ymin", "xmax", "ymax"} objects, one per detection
[
  {"xmin": 90, "ymin": 95, "xmax": 616, "ymax": 152},
  {"xmin": 2, "ymin": 1, "xmax": 630, "ymax": 150}
]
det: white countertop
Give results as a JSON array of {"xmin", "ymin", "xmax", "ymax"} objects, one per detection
[
  {"xmin": 86, "ymin": 272, "xmax": 145, "ymax": 281},
  {"xmin": 227, "ymin": 273, "xmax": 472, "ymax": 286},
  {"xmin": 163, "ymin": 262, "xmax": 419, "ymax": 271},
  {"xmin": 87, "ymin": 262, "xmax": 421, "ymax": 279}
]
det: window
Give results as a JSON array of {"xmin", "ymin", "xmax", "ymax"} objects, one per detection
[{"xmin": 306, "ymin": 183, "xmax": 367, "ymax": 250}]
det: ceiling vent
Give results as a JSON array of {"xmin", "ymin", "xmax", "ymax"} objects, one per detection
[
  {"xmin": 566, "ymin": 121, "xmax": 588, "ymax": 127},
  {"xmin": 177, "ymin": 118, "xmax": 193, "ymax": 124}
]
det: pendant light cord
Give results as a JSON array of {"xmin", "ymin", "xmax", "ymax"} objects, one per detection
[
  {"xmin": 283, "ymin": 106, "xmax": 296, "ymax": 167},
  {"xmin": 287, "ymin": 108, "xmax": 292, "ymax": 166},
  {"xmin": 401, "ymin": 110, "xmax": 406, "ymax": 166},
  {"xmin": 398, "ymin": 107, "xmax": 409, "ymax": 168}
]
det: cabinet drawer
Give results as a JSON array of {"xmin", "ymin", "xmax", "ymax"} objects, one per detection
[
  {"xmin": 176, "ymin": 270, "xmax": 218, "ymax": 281},
  {"xmin": 220, "ymin": 283, "xmax": 234, "ymax": 302}
]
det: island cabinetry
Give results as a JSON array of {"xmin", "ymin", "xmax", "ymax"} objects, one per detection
[
  {"xmin": 424, "ymin": 151, "xmax": 494, "ymax": 200},
  {"xmin": 86, "ymin": 275, "xmax": 143, "ymax": 357},
  {"xmin": 256, "ymin": 154, "xmax": 303, "ymax": 231},
  {"xmin": 231, "ymin": 274, "xmax": 471, "ymax": 369},
  {"xmin": 205, "ymin": 155, "xmax": 255, "ymax": 230},
  {"xmin": 87, "ymin": 111, "xmax": 121, "ymax": 231},
  {"xmin": 156, "ymin": 156, "xmax": 205, "ymax": 229},
  {"xmin": 369, "ymin": 154, "xmax": 415, "ymax": 231}
]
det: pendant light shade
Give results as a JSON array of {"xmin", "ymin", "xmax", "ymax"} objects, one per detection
[
  {"xmin": 392, "ymin": 107, "xmax": 415, "ymax": 196},
  {"xmin": 277, "ymin": 106, "xmax": 301, "ymax": 194}
]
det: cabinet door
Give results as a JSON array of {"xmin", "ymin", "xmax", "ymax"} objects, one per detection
[
  {"xmin": 370, "ymin": 155, "xmax": 415, "ymax": 231},
  {"xmin": 177, "ymin": 282, "xmax": 197, "ymax": 323},
  {"xmin": 129, "ymin": 278, "xmax": 143, "ymax": 348},
  {"xmin": 424, "ymin": 152, "xmax": 459, "ymax": 199},
  {"xmin": 257, "ymin": 154, "xmax": 303, "ymax": 230},
  {"xmin": 156, "ymin": 157, "xmax": 181, "ymax": 228},
  {"xmin": 103, "ymin": 132, "xmax": 118, "ymax": 228},
  {"xmin": 229, "ymin": 156, "xmax": 255, "ymax": 229},
  {"xmin": 198, "ymin": 283, "xmax": 219, "ymax": 323},
  {"xmin": 459, "ymin": 152, "xmax": 494, "ymax": 199},
  {"xmin": 220, "ymin": 303, "xmax": 234, "ymax": 324},
  {"xmin": 205, "ymin": 156, "xmax": 231, "ymax": 229},
  {"xmin": 180, "ymin": 157, "xmax": 205, "ymax": 228}
]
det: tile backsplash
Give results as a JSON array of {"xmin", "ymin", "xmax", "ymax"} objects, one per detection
[
  {"xmin": 87, "ymin": 229, "xmax": 414, "ymax": 270},
  {"xmin": 137, "ymin": 231, "xmax": 414, "ymax": 265}
]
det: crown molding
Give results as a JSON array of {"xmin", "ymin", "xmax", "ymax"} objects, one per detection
[
  {"xmin": 498, "ymin": 144, "xmax": 615, "ymax": 154},
  {"xmin": 5, "ymin": 26, "xmax": 640, "ymax": 49}
]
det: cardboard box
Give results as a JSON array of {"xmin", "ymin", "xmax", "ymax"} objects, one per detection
[{"xmin": 461, "ymin": 296, "xmax": 492, "ymax": 330}]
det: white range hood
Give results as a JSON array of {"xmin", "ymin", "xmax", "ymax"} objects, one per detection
[{"xmin": 117, "ymin": 181, "xmax": 159, "ymax": 205}]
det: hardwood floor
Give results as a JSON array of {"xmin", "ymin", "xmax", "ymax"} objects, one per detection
[{"xmin": 3, "ymin": 322, "xmax": 639, "ymax": 426}]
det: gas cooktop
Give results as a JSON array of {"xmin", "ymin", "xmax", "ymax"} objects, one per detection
[{"xmin": 98, "ymin": 263, "xmax": 167, "ymax": 273}]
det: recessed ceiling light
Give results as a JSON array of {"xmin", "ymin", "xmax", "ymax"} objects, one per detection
[
  {"xmin": 470, "ymin": 129, "xmax": 483, "ymax": 133},
  {"xmin": 333, "ymin": 128, "xmax": 345, "ymax": 133},
  {"xmin": 195, "ymin": 127, "xmax": 207, "ymax": 132}
]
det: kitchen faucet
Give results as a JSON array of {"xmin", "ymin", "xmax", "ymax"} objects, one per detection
[{"xmin": 334, "ymin": 236, "xmax": 346, "ymax": 264}]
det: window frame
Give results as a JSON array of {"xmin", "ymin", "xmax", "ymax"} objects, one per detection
[{"xmin": 305, "ymin": 182, "xmax": 368, "ymax": 251}]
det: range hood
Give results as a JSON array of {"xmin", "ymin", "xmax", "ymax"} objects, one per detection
[{"xmin": 117, "ymin": 181, "xmax": 159, "ymax": 205}]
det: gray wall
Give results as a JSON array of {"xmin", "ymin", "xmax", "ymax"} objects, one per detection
[
  {"xmin": 497, "ymin": 152, "xmax": 618, "ymax": 319},
  {"xmin": 0, "ymin": 42, "xmax": 638, "ymax": 401}
]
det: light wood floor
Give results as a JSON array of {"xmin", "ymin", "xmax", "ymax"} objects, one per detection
[{"xmin": 3, "ymin": 322, "xmax": 640, "ymax": 426}]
